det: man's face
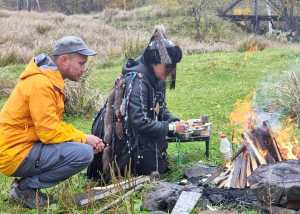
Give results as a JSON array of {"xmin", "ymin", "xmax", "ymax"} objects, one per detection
[
  {"xmin": 57, "ymin": 54, "xmax": 88, "ymax": 81},
  {"xmin": 152, "ymin": 64, "xmax": 174, "ymax": 80}
]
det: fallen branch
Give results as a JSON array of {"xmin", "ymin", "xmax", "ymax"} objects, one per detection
[
  {"xmin": 92, "ymin": 175, "xmax": 144, "ymax": 191},
  {"xmin": 95, "ymin": 184, "xmax": 144, "ymax": 214},
  {"xmin": 74, "ymin": 176, "xmax": 150, "ymax": 206}
]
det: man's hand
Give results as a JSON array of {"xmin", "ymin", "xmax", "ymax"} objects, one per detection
[
  {"xmin": 86, "ymin": 134, "xmax": 105, "ymax": 153},
  {"xmin": 175, "ymin": 122, "xmax": 188, "ymax": 134}
]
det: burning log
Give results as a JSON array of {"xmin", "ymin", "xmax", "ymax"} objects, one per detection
[{"xmin": 213, "ymin": 122, "xmax": 283, "ymax": 189}]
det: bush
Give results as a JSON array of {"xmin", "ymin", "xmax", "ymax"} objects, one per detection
[
  {"xmin": 273, "ymin": 68, "xmax": 300, "ymax": 122},
  {"xmin": 122, "ymin": 36, "xmax": 146, "ymax": 59},
  {"xmin": 0, "ymin": 73, "xmax": 16, "ymax": 97},
  {"xmin": 151, "ymin": 0, "xmax": 181, "ymax": 17},
  {"xmin": 237, "ymin": 36, "xmax": 269, "ymax": 52},
  {"xmin": 52, "ymin": 14, "xmax": 65, "ymax": 24},
  {"xmin": 36, "ymin": 24, "xmax": 52, "ymax": 35},
  {"xmin": 0, "ymin": 46, "xmax": 31, "ymax": 66},
  {"xmin": 64, "ymin": 74, "xmax": 104, "ymax": 116},
  {"xmin": 202, "ymin": 16, "xmax": 243, "ymax": 42},
  {"xmin": 0, "ymin": 35, "xmax": 10, "ymax": 45}
]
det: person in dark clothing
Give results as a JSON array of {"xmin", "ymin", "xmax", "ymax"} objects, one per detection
[
  {"xmin": 87, "ymin": 26, "xmax": 186, "ymax": 180},
  {"xmin": 123, "ymin": 26, "xmax": 186, "ymax": 175}
]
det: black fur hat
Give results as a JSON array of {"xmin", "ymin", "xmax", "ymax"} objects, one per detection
[{"xmin": 143, "ymin": 26, "xmax": 182, "ymax": 89}]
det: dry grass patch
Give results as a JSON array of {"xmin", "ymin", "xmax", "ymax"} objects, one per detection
[
  {"xmin": 0, "ymin": 10, "xmax": 10, "ymax": 18},
  {"xmin": 0, "ymin": 10, "xmax": 149, "ymax": 66}
]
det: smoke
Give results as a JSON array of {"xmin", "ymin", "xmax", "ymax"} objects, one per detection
[
  {"xmin": 253, "ymin": 73, "xmax": 284, "ymax": 130},
  {"xmin": 252, "ymin": 63, "xmax": 300, "ymax": 159}
]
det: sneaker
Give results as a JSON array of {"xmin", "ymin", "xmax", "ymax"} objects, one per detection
[{"xmin": 9, "ymin": 180, "xmax": 50, "ymax": 209}]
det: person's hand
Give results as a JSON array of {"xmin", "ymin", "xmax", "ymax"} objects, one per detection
[
  {"xmin": 86, "ymin": 134, "xmax": 105, "ymax": 153},
  {"xmin": 175, "ymin": 122, "xmax": 188, "ymax": 134}
]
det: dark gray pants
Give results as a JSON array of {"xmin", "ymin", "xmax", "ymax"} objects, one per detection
[{"xmin": 13, "ymin": 142, "xmax": 94, "ymax": 190}]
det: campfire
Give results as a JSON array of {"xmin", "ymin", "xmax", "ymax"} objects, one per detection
[
  {"xmin": 213, "ymin": 121, "xmax": 282, "ymax": 189},
  {"xmin": 213, "ymin": 96, "xmax": 300, "ymax": 189},
  {"xmin": 209, "ymin": 97, "xmax": 300, "ymax": 211}
]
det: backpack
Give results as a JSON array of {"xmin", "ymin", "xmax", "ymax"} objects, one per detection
[{"xmin": 87, "ymin": 67, "xmax": 139, "ymax": 183}]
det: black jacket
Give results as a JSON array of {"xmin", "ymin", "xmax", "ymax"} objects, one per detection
[{"xmin": 123, "ymin": 56, "xmax": 179, "ymax": 174}]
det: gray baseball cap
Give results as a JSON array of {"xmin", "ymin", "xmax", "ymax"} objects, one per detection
[{"xmin": 52, "ymin": 36, "xmax": 97, "ymax": 56}]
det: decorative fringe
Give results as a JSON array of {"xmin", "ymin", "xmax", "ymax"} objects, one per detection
[{"xmin": 152, "ymin": 25, "xmax": 172, "ymax": 65}]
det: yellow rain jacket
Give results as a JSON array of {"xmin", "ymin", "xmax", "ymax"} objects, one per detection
[{"xmin": 0, "ymin": 56, "xmax": 87, "ymax": 176}]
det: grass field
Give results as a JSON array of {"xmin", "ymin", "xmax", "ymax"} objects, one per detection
[{"xmin": 0, "ymin": 48, "xmax": 299, "ymax": 213}]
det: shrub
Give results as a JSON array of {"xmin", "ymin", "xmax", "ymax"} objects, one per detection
[
  {"xmin": 64, "ymin": 74, "xmax": 104, "ymax": 116},
  {"xmin": 36, "ymin": 24, "xmax": 52, "ymax": 35},
  {"xmin": 0, "ymin": 35, "xmax": 10, "ymax": 45},
  {"xmin": 52, "ymin": 14, "xmax": 65, "ymax": 24},
  {"xmin": 237, "ymin": 36, "xmax": 269, "ymax": 52},
  {"xmin": 0, "ymin": 46, "xmax": 31, "ymax": 66},
  {"xmin": 0, "ymin": 73, "xmax": 16, "ymax": 97},
  {"xmin": 273, "ymin": 68, "xmax": 300, "ymax": 122},
  {"xmin": 122, "ymin": 36, "xmax": 146, "ymax": 59},
  {"xmin": 151, "ymin": 0, "xmax": 180, "ymax": 17}
]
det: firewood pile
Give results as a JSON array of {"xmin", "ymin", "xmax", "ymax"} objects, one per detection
[{"xmin": 213, "ymin": 121, "xmax": 283, "ymax": 188}]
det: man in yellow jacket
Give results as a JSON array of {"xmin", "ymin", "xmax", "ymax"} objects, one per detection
[{"xmin": 0, "ymin": 36, "xmax": 105, "ymax": 208}]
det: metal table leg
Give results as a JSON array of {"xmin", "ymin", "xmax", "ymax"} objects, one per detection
[{"xmin": 205, "ymin": 139, "xmax": 210, "ymax": 158}]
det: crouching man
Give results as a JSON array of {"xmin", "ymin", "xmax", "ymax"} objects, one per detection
[{"xmin": 0, "ymin": 36, "xmax": 105, "ymax": 208}]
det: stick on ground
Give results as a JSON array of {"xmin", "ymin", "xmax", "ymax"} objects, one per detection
[{"xmin": 95, "ymin": 184, "xmax": 145, "ymax": 214}]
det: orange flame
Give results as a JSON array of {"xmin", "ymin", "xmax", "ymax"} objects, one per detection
[
  {"xmin": 230, "ymin": 94, "xmax": 256, "ymax": 131},
  {"xmin": 230, "ymin": 95, "xmax": 300, "ymax": 160},
  {"xmin": 258, "ymin": 146, "xmax": 269, "ymax": 159},
  {"xmin": 275, "ymin": 119, "xmax": 299, "ymax": 160}
]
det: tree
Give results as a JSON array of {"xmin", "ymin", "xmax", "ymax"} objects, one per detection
[
  {"xmin": 17, "ymin": 0, "xmax": 25, "ymax": 10},
  {"xmin": 17, "ymin": 0, "xmax": 40, "ymax": 11},
  {"xmin": 182, "ymin": 0, "xmax": 224, "ymax": 41},
  {"xmin": 185, "ymin": 0, "xmax": 215, "ymax": 40},
  {"xmin": 54, "ymin": 0, "xmax": 72, "ymax": 14}
]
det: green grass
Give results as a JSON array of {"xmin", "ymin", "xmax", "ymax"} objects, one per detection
[
  {"xmin": 0, "ymin": 64, "xmax": 25, "ymax": 79},
  {"xmin": 0, "ymin": 98, "xmax": 6, "ymax": 109},
  {"xmin": 88, "ymin": 48, "xmax": 300, "ymax": 178},
  {"xmin": 0, "ymin": 48, "xmax": 299, "ymax": 213},
  {"xmin": 110, "ymin": 6, "xmax": 244, "ymax": 42}
]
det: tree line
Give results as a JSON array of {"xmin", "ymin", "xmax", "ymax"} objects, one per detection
[{"xmin": 0, "ymin": 0, "xmax": 149, "ymax": 14}]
